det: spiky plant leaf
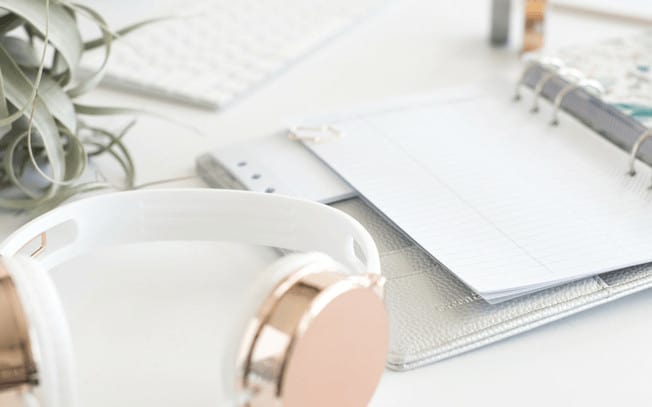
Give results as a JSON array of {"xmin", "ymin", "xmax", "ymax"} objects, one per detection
[{"xmin": 0, "ymin": 0, "xmax": 156, "ymax": 214}]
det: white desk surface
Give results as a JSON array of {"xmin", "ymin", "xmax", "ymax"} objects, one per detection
[{"xmin": 3, "ymin": 1, "xmax": 651, "ymax": 405}]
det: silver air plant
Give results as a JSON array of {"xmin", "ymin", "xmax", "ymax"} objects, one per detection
[{"xmin": 0, "ymin": 0, "xmax": 157, "ymax": 213}]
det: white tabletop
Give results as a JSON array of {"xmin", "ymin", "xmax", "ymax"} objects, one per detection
[{"xmin": 3, "ymin": 1, "xmax": 651, "ymax": 405}]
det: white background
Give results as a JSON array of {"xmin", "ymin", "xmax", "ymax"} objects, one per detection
[{"xmin": 2, "ymin": 1, "xmax": 651, "ymax": 405}]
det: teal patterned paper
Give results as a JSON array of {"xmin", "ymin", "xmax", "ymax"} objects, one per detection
[{"xmin": 556, "ymin": 31, "xmax": 652, "ymax": 126}]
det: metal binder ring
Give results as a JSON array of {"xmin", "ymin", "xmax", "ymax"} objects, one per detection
[
  {"xmin": 627, "ymin": 128, "xmax": 652, "ymax": 177},
  {"xmin": 513, "ymin": 57, "xmax": 564, "ymax": 102},
  {"xmin": 530, "ymin": 71, "xmax": 557, "ymax": 113},
  {"xmin": 550, "ymin": 78, "xmax": 604, "ymax": 126},
  {"xmin": 549, "ymin": 68, "xmax": 585, "ymax": 126},
  {"xmin": 513, "ymin": 61, "xmax": 538, "ymax": 102}
]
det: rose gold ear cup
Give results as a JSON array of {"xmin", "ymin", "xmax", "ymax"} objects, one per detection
[
  {"xmin": 227, "ymin": 253, "xmax": 341, "ymax": 401},
  {"xmin": 282, "ymin": 285, "xmax": 388, "ymax": 407},
  {"xmin": 241, "ymin": 266, "xmax": 388, "ymax": 407}
]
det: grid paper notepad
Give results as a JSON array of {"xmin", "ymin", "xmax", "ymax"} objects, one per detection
[{"xmin": 299, "ymin": 81, "xmax": 652, "ymax": 302}]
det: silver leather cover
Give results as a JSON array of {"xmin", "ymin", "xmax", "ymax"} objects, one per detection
[
  {"xmin": 197, "ymin": 154, "xmax": 652, "ymax": 372},
  {"xmin": 330, "ymin": 198, "xmax": 652, "ymax": 371}
]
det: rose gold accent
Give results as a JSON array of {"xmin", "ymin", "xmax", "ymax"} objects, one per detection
[
  {"xmin": 238, "ymin": 267, "xmax": 389, "ymax": 407},
  {"xmin": 17, "ymin": 232, "xmax": 48, "ymax": 259},
  {"xmin": 523, "ymin": 0, "xmax": 547, "ymax": 52},
  {"xmin": 29, "ymin": 233, "xmax": 47, "ymax": 258},
  {"xmin": 0, "ymin": 264, "xmax": 38, "ymax": 394},
  {"xmin": 0, "ymin": 388, "xmax": 29, "ymax": 406}
]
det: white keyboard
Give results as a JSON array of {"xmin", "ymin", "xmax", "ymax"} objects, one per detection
[{"xmin": 90, "ymin": 0, "xmax": 382, "ymax": 108}]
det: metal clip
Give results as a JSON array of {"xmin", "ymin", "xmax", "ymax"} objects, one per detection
[
  {"xmin": 288, "ymin": 125, "xmax": 342, "ymax": 143},
  {"xmin": 627, "ymin": 129, "xmax": 652, "ymax": 182}
]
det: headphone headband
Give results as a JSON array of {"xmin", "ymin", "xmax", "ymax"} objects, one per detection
[
  {"xmin": 0, "ymin": 189, "xmax": 387, "ymax": 407},
  {"xmin": 0, "ymin": 189, "xmax": 380, "ymax": 275}
]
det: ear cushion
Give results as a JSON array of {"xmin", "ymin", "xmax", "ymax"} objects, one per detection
[
  {"xmin": 2, "ymin": 255, "xmax": 77, "ymax": 407},
  {"xmin": 221, "ymin": 252, "xmax": 348, "ymax": 404}
]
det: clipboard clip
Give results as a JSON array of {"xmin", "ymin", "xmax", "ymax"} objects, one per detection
[{"xmin": 288, "ymin": 125, "xmax": 343, "ymax": 143}]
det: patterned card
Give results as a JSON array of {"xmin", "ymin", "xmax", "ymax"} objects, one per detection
[{"xmin": 556, "ymin": 31, "xmax": 652, "ymax": 126}]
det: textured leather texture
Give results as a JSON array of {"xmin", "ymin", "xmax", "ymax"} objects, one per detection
[
  {"xmin": 198, "ymin": 156, "xmax": 652, "ymax": 372},
  {"xmin": 331, "ymin": 198, "xmax": 652, "ymax": 371}
]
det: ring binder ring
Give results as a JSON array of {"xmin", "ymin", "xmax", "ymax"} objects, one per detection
[
  {"xmin": 549, "ymin": 68, "xmax": 585, "ymax": 126},
  {"xmin": 530, "ymin": 71, "xmax": 557, "ymax": 113},
  {"xmin": 513, "ymin": 57, "xmax": 564, "ymax": 102},
  {"xmin": 627, "ymin": 128, "xmax": 652, "ymax": 177},
  {"xmin": 513, "ymin": 62, "xmax": 538, "ymax": 101}
]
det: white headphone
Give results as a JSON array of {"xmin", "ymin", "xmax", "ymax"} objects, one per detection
[{"xmin": 0, "ymin": 189, "xmax": 388, "ymax": 407}]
